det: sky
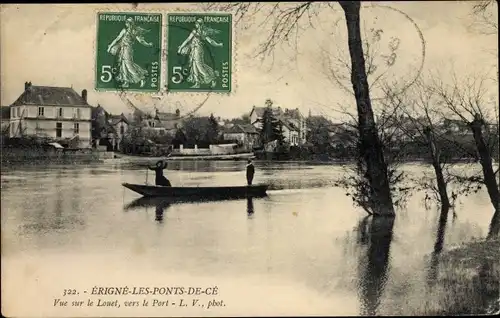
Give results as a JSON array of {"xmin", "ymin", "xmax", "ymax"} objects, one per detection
[{"xmin": 0, "ymin": 2, "xmax": 497, "ymax": 121}]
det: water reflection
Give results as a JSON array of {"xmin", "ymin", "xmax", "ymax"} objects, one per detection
[
  {"xmin": 358, "ymin": 216, "xmax": 395, "ymax": 316},
  {"xmin": 124, "ymin": 195, "xmax": 263, "ymax": 222},
  {"xmin": 428, "ymin": 207, "xmax": 450, "ymax": 285},
  {"xmin": 22, "ymin": 169, "xmax": 85, "ymax": 233},
  {"xmin": 247, "ymin": 197, "xmax": 254, "ymax": 218},
  {"xmin": 154, "ymin": 200, "xmax": 171, "ymax": 223}
]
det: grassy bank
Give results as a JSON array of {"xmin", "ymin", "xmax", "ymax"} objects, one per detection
[{"xmin": 418, "ymin": 238, "xmax": 500, "ymax": 315}]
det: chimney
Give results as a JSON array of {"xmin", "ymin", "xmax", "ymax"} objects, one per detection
[
  {"xmin": 175, "ymin": 109, "xmax": 180, "ymax": 117},
  {"xmin": 81, "ymin": 89, "xmax": 88, "ymax": 103},
  {"xmin": 25, "ymin": 81, "xmax": 32, "ymax": 91}
]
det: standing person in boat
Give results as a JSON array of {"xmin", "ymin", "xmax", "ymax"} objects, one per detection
[
  {"xmin": 246, "ymin": 159, "xmax": 255, "ymax": 186},
  {"xmin": 149, "ymin": 160, "xmax": 172, "ymax": 187}
]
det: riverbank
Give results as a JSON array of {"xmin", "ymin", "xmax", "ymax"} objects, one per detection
[
  {"xmin": 0, "ymin": 147, "xmax": 105, "ymax": 166},
  {"xmin": 418, "ymin": 238, "xmax": 500, "ymax": 315}
]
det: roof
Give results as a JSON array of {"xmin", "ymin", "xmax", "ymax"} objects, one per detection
[
  {"xmin": 250, "ymin": 106, "xmax": 284, "ymax": 119},
  {"xmin": 155, "ymin": 111, "xmax": 179, "ymax": 121},
  {"xmin": 11, "ymin": 85, "xmax": 91, "ymax": 107},
  {"xmin": 224, "ymin": 124, "xmax": 258, "ymax": 134},
  {"xmin": 284, "ymin": 108, "xmax": 304, "ymax": 120},
  {"xmin": 281, "ymin": 119, "xmax": 299, "ymax": 131},
  {"xmin": 155, "ymin": 112, "xmax": 180, "ymax": 130},
  {"xmin": 109, "ymin": 113, "xmax": 130, "ymax": 126}
]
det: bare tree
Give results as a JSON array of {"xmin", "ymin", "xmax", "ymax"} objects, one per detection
[
  {"xmin": 470, "ymin": 0, "xmax": 498, "ymax": 36},
  {"xmin": 430, "ymin": 70, "xmax": 499, "ymax": 212},
  {"xmin": 379, "ymin": 78, "xmax": 487, "ymax": 212},
  {"xmin": 331, "ymin": 103, "xmax": 412, "ymax": 215},
  {"xmin": 207, "ymin": 1, "xmax": 395, "ymax": 216}
]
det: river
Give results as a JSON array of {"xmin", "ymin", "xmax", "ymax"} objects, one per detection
[{"xmin": 1, "ymin": 160, "xmax": 497, "ymax": 316}]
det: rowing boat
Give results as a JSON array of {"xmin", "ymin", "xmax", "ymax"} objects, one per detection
[{"xmin": 122, "ymin": 182, "xmax": 268, "ymax": 198}]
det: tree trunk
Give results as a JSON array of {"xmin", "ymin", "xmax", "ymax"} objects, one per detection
[
  {"xmin": 470, "ymin": 115, "xmax": 500, "ymax": 212},
  {"xmin": 424, "ymin": 128, "xmax": 451, "ymax": 210},
  {"xmin": 340, "ymin": 2, "xmax": 395, "ymax": 217},
  {"xmin": 487, "ymin": 209, "xmax": 499, "ymax": 240}
]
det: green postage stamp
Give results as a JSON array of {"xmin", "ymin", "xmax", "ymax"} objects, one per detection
[
  {"xmin": 166, "ymin": 13, "xmax": 233, "ymax": 93},
  {"xmin": 95, "ymin": 12, "xmax": 162, "ymax": 92}
]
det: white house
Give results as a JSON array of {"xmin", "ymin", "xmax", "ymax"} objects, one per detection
[
  {"xmin": 281, "ymin": 120, "xmax": 300, "ymax": 146},
  {"xmin": 283, "ymin": 108, "xmax": 307, "ymax": 145},
  {"xmin": 108, "ymin": 113, "xmax": 130, "ymax": 150},
  {"xmin": 9, "ymin": 82, "xmax": 92, "ymax": 148},
  {"xmin": 249, "ymin": 105, "xmax": 307, "ymax": 146}
]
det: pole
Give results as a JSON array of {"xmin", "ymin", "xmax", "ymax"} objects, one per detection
[{"xmin": 145, "ymin": 168, "xmax": 148, "ymax": 185}]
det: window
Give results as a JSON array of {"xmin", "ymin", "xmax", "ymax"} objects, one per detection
[
  {"xmin": 36, "ymin": 121, "xmax": 40, "ymax": 131},
  {"xmin": 56, "ymin": 122, "xmax": 62, "ymax": 138},
  {"xmin": 74, "ymin": 108, "xmax": 81, "ymax": 119},
  {"xmin": 58, "ymin": 108, "xmax": 64, "ymax": 117},
  {"xmin": 11, "ymin": 107, "xmax": 15, "ymax": 118},
  {"xmin": 120, "ymin": 125, "xmax": 124, "ymax": 135},
  {"xmin": 16, "ymin": 107, "xmax": 20, "ymax": 117},
  {"xmin": 74, "ymin": 123, "xmax": 79, "ymax": 134},
  {"xmin": 38, "ymin": 107, "xmax": 44, "ymax": 117}
]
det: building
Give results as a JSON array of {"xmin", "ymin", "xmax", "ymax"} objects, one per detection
[
  {"xmin": 283, "ymin": 108, "xmax": 307, "ymax": 145},
  {"xmin": 8, "ymin": 82, "xmax": 92, "ymax": 148},
  {"xmin": 249, "ymin": 105, "xmax": 284, "ymax": 130},
  {"xmin": 281, "ymin": 120, "xmax": 300, "ymax": 146},
  {"xmin": 249, "ymin": 104, "xmax": 308, "ymax": 146},
  {"xmin": 128, "ymin": 108, "xmax": 182, "ymax": 137},
  {"xmin": 152, "ymin": 108, "xmax": 182, "ymax": 136},
  {"xmin": 91, "ymin": 104, "xmax": 116, "ymax": 150},
  {"xmin": 222, "ymin": 124, "xmax": 259, "ymax": 150},
  {"xmin": 108, "ymin": 113, "xmax": 130, "ymax": 150}
]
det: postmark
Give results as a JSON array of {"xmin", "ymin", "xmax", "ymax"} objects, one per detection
[
  {"xmin": 302, "ymin": 3, "xmax": 426, "ymax": 101},
  {"xmin": 166, "ymin": 13, "xmax": 233, "ymax": 93},
  {"xmin": 95, "ymin": 12, "xmax": 162, "ymax": 92}
]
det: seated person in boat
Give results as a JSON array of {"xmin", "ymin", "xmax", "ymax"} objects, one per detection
[{"xmin": 149, "ymin": 160, "xmax": 172, "ymax": 187}]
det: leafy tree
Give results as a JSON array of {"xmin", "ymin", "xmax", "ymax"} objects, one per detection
[
  {"xmin": 181, "ymin": 115, "xmax": 220, "ymax": 146},
  {"xmin": 260, "ymin": 101, "xmax": 284, "ymax": 144},
  {"xmin": 207, "ymin": 113, "xmax": 220, "ymax": 143}
]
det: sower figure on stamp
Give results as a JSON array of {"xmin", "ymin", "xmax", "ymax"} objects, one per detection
[
  {"xmin": 246, "ymin": 159, "xmax": 255, "ymax": 186},
  {"xmin": 149, "ymin": 160, "xmax": 172, "ymax": 187},
  {"xmin": 107, "ymin": 17, "xmax": 153, "ymax": 88},
  {"xmin": 177, "ymin": 18, "xmax": 223, "ymax": 89}
]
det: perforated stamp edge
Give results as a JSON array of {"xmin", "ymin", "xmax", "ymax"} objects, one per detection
[
  {"xmin": 91, "ymin": 4, "xmax": 238, "ymax": 100},
  {"xmin": 165, "ymin": 10, "xmax": 237, "ymax": 95}
]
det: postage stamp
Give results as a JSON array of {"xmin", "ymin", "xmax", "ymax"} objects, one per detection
[
  {"xmin": 95, "ymin": 12, "xmax": 162, "ymax": 92},
  {"xmin": 166, "ymin": 13, "xmax": 232, "ymax": 93}
]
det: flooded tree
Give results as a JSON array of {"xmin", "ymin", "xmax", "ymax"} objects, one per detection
[
  {"xmin": 206, "ymin": 1, "xmax": 395, "ymax": 216},
  {"xmin": 379, "ymin": 79, "xmax": 481, "ymax": 211},
  {"xmin": 431, "ymin": 71, "xmax": 499, "ymax": 213}
]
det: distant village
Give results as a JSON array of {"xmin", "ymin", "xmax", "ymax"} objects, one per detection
[{"xmin": 1, "ymin": 81, "xmax": 497, "ymax": 161}]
